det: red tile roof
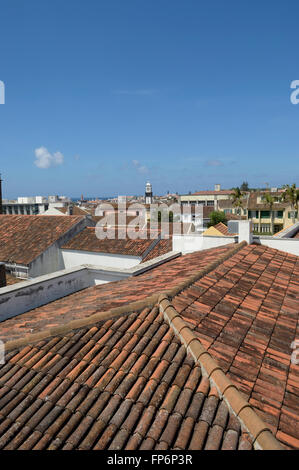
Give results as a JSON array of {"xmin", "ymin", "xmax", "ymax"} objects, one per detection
[
  {"xmin": 56, "ymin": 206, "xmax": 90, "ymax": 216},
  {"xmin": 0, "ymin": 215, "xmax": 85, "ymax": 265},
  {"xmin": 170, "ymin": 244, "xmax": 299, "ymax": 449},
  {"xmin": 192, "ymin": 190, "xmax": 232, "ymax": 196},
  {"xmin": 213, "ymin": 222, "xmax": 229, "ymax": 235},
  {"xmin": 142, "ymin": 239, "xmax": 172, "ymax": 263},
  {"xmin": 0, "ymin": 242, "xmax": 297, "ymax": 449},
  {"xmin": 0, "ymin": 306, "xmax": 256, "ymax": 450},
  {"xmin": 0, "ymin": 244, "xmax": 235, "ymax": 343},
  {"xmin": 62, "ymin": 227, "xmax": 156, "ymax": 257}
]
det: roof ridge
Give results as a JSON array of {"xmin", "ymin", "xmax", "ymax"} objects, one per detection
[
  {"xmin": 3, "ymin": 242, "xmax": 247, "ymax": 352},
  {"xmin": 158, "ymin": 294, "xmax": 283, "ymax": 451}
]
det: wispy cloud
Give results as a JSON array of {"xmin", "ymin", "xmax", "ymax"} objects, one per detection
[
  {"xmin": 34, "ymin": 146, "xmax": 64, "ymax": 169},
  {"xmin": 132, "ymin": 159, "xmax": 149, "ymax": 174},
  {"xmin": 204, "ymin": 159, "xmax": 224, "ymax": 167},
  {"xmin": 114, "ymin": 89, "xmax": 156, "ymax": 96}
]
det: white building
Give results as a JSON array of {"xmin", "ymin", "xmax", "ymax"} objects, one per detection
[{"xmin": 2, "ymin": 195, "xmax": 71, "ymax": 215}]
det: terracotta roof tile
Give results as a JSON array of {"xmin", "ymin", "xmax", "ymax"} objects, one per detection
[
  {"xmin": 0, "ymin": 215, "xmax": 85, "ymax": 265},
  {"xmin": 62, "ymin": 227, "xmax": 158, "ymax": 257},
  {"xmin": 0, "ymin": 242, "xmax": 293, "ymax": 450},
  {"xmin": 0, "ymin": 244, "xmax": 234, "ymax": 343},
  {"xmin": 0, "ymin": 303, "xmax": 262, "ymax": 450}
]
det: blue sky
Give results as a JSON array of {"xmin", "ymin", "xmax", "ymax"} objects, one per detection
[{"xmin": 0, "ymin": 0, "xmax": 299, "ymax": 198}]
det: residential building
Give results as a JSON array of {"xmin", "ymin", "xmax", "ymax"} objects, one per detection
[
  {"xmin": 1, "ymin": 195, "xmax": 71, "ymax": 216},
  {"xmin": 0, "ymin": 215, "xmax": 92, "ymax": 278},
  {"xmin": 246, "ymin": 192, "xmax": 297, "ymax": 234},
  {"xmin": 180, "ymin": 184, "xmax": 233, "ymax": 210},
  {"xmin": 218, "ymin": 191, "xmax": 299, "ymax": 234}
]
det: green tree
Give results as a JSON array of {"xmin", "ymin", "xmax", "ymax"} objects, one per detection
[
  {"xmin": 240, "ymin": 181, "xmax": 249, "ymax": 191},
  {"xmin": 208, "ymin": 211, "xmax": 227, "ymax": 227},
  {"xmin": 264, "ymin": 192, "xmax": 275, "ymax": 234},
  {"xmin": 282, "ymin": 184, "xmax": 299, "ymax": 223},
  {"xmin": 230, "ymin": 187, "xmax": 243, "ymax": 219}
]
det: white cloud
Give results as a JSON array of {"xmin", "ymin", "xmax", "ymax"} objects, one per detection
[
  {"xmin": 205, "ymin": 159, "xmax": 224, "ymax": 167},
  {"xmin": 132, "ymin": 160, "xmax": 149, "ymax": 174},
  {"xmin": 34, "ymin": 147, "xmax": 64, "ymax": 169}
]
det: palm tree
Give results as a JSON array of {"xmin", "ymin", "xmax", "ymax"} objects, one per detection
[
  {"xmin": 264, "ymin": 192, "xmax": 274, "ymax": 234},
  {"xmin": 230, "ymin": 187, "xmax": 243, "ymax": 219},
  {"xmin": 282, "ymin": 184, "xmax": 299, "ymax": 223}
]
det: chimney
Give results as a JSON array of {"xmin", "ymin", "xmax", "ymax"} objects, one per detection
[
  {"xmin": 238, "ymin": 220, "xmax": 253, "ymax": 244},
  {"xmin": 214, "ymin": 184, "xmax": 221, "ymax": 192},
  {"xmin": 0, "ymin": 263, "xmax": 6, "ymax": 288},
  {"xmin": 0, "ymin": 174, "xmax": 3, "ymax": 214}
]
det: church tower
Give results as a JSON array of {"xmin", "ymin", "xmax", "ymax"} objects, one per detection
[{"xmin": 145, "ymin": 181, "xmax": 153, "ymax": 205}]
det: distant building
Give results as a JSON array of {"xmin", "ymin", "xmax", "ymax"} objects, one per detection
[
  {"xmin": 180, "ymin": 184, "xmax": 232, "ymax": 210},
  {"xmin": 2, "ymin": 195, "xmax": 71, "ymax": 215}
]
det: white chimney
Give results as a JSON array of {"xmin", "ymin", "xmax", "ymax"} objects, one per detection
[
  {"xmin": 238, "ymin": 220, "xmax": 253, "ymax": 244},
  {"xmin": 214, "ymin": 184, "xmax": 221, "ymax": 192}
]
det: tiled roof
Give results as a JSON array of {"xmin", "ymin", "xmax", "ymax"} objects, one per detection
[
  {"xmin": 141, "ymin": 239, "xmax": 172, "ymax": 263},
  {"xmin": 61, "ymin": 228, "xmax": 155, "ymax": 257},
  {"xmin": 192, "ymin": 190, "xmax": 233, "ymax": 196},
  {"xmin": 0, "ymin": 242, "xmax": 297, "ymax": 449},
  {"xmin": 56, "ymin": 206, "xmax": 90, "ymax": 216},
  {"xmin": 0, "ymin": 303, "xmax": 274, "ymax": 451},
  {"xmin": 0, "ymin": 244, "xmax": 235, "ymax": 343},
  {"xmin": 170, "ymin": 244, "xmax": 299, "ymax": 449},
  {"xmin": 0, "ymin": 215, "xmax": 85, "ymax": 265},
  {"xmin": 213, "ymin": 223, "xmax": 229, "ymax": 236},
  {"xmin": 247, "ymin": 193, "xmax": 287, "ymax": 211}
]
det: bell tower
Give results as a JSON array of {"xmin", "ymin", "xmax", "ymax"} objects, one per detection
[{"xmin": 145, "ymin": 181, "xmax": 153, "ymax": 204}]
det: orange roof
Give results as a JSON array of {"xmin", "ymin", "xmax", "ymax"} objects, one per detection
[{"xmin": 0, "ymin": 215, "xmax": 85, "ymax": 265}]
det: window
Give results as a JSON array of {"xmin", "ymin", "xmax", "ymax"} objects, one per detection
[
  {"xmin": 207, "ymin": 201, "xmax": 214, "ymax": 206},
  {"xmin": 261, "ymin": 211, "xmax": 270, "ymax": 219},
  {"xmin": 288, "ymin": 211, "xmax": 298, "ymax": 219},
  {"xmin": 261, "ymin": 224, "xmax": 271, "ymax": 233},
  {"xmin": 275, "ymin": 211, "xmax": 283, "ymax": 218}
]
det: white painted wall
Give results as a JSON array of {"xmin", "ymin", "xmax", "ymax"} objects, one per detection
[
  {"xmin": 254, "ymin": 237, "xmax": 299, "ymax": 256},
  {"xmin": 173, "ymin": 235, "xmax": 237, "ymax": 254},
  {"xmin": 0, "ymin": 251, "xmax": 181, "ymax": 322},
  {"xmin": 61, "ymin": 249, "xmax": 142, "ymax": 270},
  {"xmin": 42, "ymin": 207, "xmax": 65, "ymax": 215},
  {"xmin": 28, "ymin": 218, "xmax": 92, "ymax": 278},
  {"xmin": 0, "ymin": 266, "xmax": 92, "ymax": 322}
]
